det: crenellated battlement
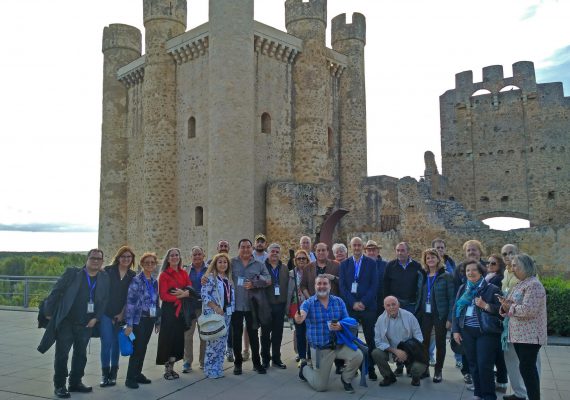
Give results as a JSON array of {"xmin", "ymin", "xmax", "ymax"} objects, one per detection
[
  {"xmin": 143, "ymin": 0, "xmax": 187, "ymax": 27},
  {"xmin": 285, "ymin": 0, "xmax": 327, "ymax": 29},
  {"xmin": 452, "ymin": 61, "xmax": 538, "ymax": 101},
  {"xmin": 117, "ymin": 56, "xmax": 145, "ymax": 87},
  {"xmin": 331, "ymin": 13, "xmax": 366, "ymax": 46},
  {"xmin": 102, "ymin": 24, "xmax": 141, "ymax": 54}
]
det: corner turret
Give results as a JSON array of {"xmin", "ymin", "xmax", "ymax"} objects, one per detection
[
  {"xmin": 285, "ymin": 0, "xmax": 327, "ymax": 32},
  {"xmin": 331, "ymin": 12, "xmax": 365, "ymax": 46}
]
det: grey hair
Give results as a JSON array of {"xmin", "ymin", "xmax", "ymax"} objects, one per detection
[
  {"xmin": 267, "ymin": 243, "xmax": 281, "ymax": 252},
  {"xmin": 332, "ymin": 243, "xmax": 347, "ymax": 254},
  {"xmin": 512, "ymin": 253, "xmax": 538, "ymax": 278}
]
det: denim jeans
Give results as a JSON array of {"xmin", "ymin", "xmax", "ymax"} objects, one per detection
[{"xmin": 99, "ymin": 314, "xmax": 121, "ymax": 368}]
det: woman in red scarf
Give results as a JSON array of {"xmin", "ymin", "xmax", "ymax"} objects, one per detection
[{"xmin": 156, "ymin": 248, "xmax": 192, "ymax": 380}]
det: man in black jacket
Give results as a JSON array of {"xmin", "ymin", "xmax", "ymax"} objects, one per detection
[{"xmin": 39, "ymin": 249, "xmax": 110, "ymax": 398}]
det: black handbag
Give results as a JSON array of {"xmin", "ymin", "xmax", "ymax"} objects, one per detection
[{"xmin": 479, "ymin": 310, "xmax": 503, "ymax": 334}]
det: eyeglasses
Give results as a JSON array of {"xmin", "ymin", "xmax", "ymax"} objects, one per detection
[
  {"xmin": 489, "ymin": 261, "xmax": 497, "ymax": 266},
  {"xmin": 88, "ymin": 257, "xmax": 103, "ymax": 261},
  {"xmin": 296, "ymin": 257, "xmax": 308, "ymax": 261},
  {"xmin": 502, "ymin": 252, "xmax": 513, "ymax": 257}
]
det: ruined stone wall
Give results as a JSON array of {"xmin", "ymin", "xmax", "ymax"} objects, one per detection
[{"xmin": 440, "ymin": 62, "xmax": 570, "ymax": 226}]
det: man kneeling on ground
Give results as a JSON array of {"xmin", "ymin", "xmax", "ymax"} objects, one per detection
[
  {"xmin": 371, "ymin": 296, "xmax": 426, "ymax": 387},
  {"xmin": 294, "ymin": 275, "xmax": 363, "ymax": 393}
]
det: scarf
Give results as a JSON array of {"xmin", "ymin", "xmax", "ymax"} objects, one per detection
[{"xmin": 455, "ymin": 277, "xmax": 483, "ymax": 317}]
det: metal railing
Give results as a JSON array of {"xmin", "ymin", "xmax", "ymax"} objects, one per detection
[{"xmin": 0, "ymin": 275, "xmax": 58, "ymax": 308}]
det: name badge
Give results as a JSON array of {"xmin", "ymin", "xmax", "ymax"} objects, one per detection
[
  {"xmin": 87, "ymin": 301, "xmax": 94, "ymax": 313},
  {"xmin": 128, "ymin": 331, "xmax": 136, "ymax": 341},
  {"xmin": 149, "ymin": 306, "xmax": 156, "ymax": 317},
  {"xmin": 274, "ymin": 287, "xmax": 280, "ymax": 296},
  {"xmin": 237, "ymin": 277, "xmax": 245, "ymax": 286},
  {"xmin": 466, "ymin": 305, "xmax": 474, "ymax": 317},
  {"xmin": 226, "ymin": 306, "xmax": 233, "ymax": 316},
  {"xmin": 351, "ymin": 282, "xmax": 358, "ymax": 293},
  {"xmin": 425, "ymin": 303, "xmax": 432, "ymax": 313}
]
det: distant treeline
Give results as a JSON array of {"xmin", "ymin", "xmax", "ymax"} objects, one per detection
[{"xmin": 0, "ymin": 252, "xmax": 87, "ymax": 276}]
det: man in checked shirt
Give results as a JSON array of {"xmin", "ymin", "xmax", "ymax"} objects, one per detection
[{"xmin": 295, "ymin": 275, "xmax": 363, "ymax": 393}]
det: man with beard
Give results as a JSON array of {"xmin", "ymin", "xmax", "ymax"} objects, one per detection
[
  {"xmin": 253, "ymin": 234, "xmax": 269, "ymax": 263},
  {"xmin": 295, "ymin": 275, "xmax": 363, "ymax": 393}
]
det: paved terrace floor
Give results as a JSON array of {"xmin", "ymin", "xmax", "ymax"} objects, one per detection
[{"xmin": 0, "ymin": 310, "xmax": 568, "ymax": 400}]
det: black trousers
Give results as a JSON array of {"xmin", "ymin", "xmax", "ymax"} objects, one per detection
[
  {"xmin": 261, "ymin": 303, "xmax": 285, "ymax": 364},
  {"xmin": 348, "ymin": 308, "xmax": 377, "ymax": 370},
  {"xmin": 53, "ymin": 319, "xmax": 92, "ymax": 388},
  {"xmin": 514, "ymin": 342, "xmax": 542, "ymax": 400},
  {"xmin": 421, "ymin": 313, "xmax": 447, "ymax": 372},
  {"xmin": 462, "ymin": 326, "xmax": 500, "ymax": 400},
  {"xmin": 231, "ymin": 311, "xmax": 261, "ymax": 367},
  {"xmin": 126, "ymin": 317, "xmax": 156, "ymax": 381}
]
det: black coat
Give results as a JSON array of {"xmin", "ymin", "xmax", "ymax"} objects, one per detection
[{"xmin": 38, "ymin": 267, "xmax": 110, "ymax": 354}]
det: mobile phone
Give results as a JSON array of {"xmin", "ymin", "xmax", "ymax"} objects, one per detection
[
  {"xmin": 331, "ymin": 319, "xmax": 338, "ymax": 324},
  {"xmin": 495, "ymin": 293, "xmax": 505, "ymax": 300}
]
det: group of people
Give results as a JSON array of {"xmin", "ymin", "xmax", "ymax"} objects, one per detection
[{"xmin": 38, "ymin": 235, "xmax": 547, "ymax": 400}]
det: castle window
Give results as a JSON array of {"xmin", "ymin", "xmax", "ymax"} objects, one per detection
[
  {"xmin": 261, "ymin": 112, "xmax": 271, "ymax": 134},
  {"xmin": 327, "ymin": 127, "xmax": 333, "ymax": 153},
  {"xmin": 480, "ymin": 196, "xmax": 489, "ymax": 202},
  {"xmin": 471, "ymin": 89, "xmax": 491, "ymax": 97},
  {"xmin": 499, "ymin": 85, "xmax": 521, "ymax": 92},
  {"xmin": 501, "ymin": 196, "xmax": 509, "ymax": 202},
  {"xmin": 188, "ymin": 116, "xmax": 196, "ymax": 139},
  {"xmin": 449, "ymin": 196, "xmax": 455, "ymax": 201},
  {"xmin": 195, "ymin": 206, "xmax": 203, "ymax": 226},
  {"xmin": 548, "ymin": 191, "xmax": 555, "ymax": 200}
]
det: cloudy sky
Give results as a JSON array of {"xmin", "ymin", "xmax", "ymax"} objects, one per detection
[{"xmin": 0, "ymin": 0, "xmax": 568, "ymax": 249}]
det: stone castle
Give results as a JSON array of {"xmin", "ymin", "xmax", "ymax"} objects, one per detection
[{"xmin": 98, "ymin": 0, "xmax": 570, "ymax": 272}]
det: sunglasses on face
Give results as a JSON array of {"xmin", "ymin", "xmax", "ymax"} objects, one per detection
[
  {"xmin": 296, "ymin": 257, "xmax": 307, "ymax": 261},
  {"xmin": 489, "ymin": 261, "xmax": 497, "ymax": 266}
]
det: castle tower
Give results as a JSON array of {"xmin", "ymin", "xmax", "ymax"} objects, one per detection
[
  {"xmin": 99, "ymin": 24, "xmax": 142, "ymax": 259},
  {"xmin": 285, "ymin": 0, "xmax": 332, "ymax": 183},
  {"xmin": 331, "ymin": 13, "xmax": 367, "ymax": 231},
  {"xmin": 141, "ymin": 0, "xmax": 187, "ymax": 256},
  {"xmin": 206, "ymin": 0, "xmax": 255, "ymax": 253}
]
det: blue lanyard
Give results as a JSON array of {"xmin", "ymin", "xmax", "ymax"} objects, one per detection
[
  {"xmin": 270, "ymin": 265, "xmax": 280, "ymax": 287},
  {"xmin": 144, "ymin": 275, "xmax": 156, "ymax": 302},
  {"xmin": 353, "ymin": 256, "xmax": 362, "ymax": 280},
  {"xmin": 218, "ymin": 276, "xmax": 231, "ymax": 304},
  {"xmin": 426, "ymin": 275, "xmax": 436, "ymax": 301},
  {"xmin": 84, "ymin": 269, "xmax": 97, "ymax": 302}
]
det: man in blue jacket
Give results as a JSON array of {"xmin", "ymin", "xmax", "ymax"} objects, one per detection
[{"xmin": 339, "ymin": 237, "xmax": 379, "ymax": 381}]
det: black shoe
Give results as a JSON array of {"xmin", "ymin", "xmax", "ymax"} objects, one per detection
[
  {"xmin": 100, "ymin": 367, "xmax": 111, "ymax": 387},
  {"xmin": 108, "ymin": 366, "xmax": 118, "ymax": 386},
  {"xmin": 394, "ymin": 365, "xmax": 404, "ymax": 376},
  {"xmin": 407, "ymin": 368, "xmax": 412, "ymax": 377},
  {"xmin": 253, "ymin": 364, "xmax": 267, "ymax": 374},
  {"xmin": 233, "ymin": 365, "xmax": 242, "ymax": 375},
  {"xmin": 420, "ymin": 369, "xmax": 430, "ymax": 379},
  {"xmin": 464, "ymin": 373, "xmax": 473, "ymax": 384},
  {"xmin": 54, "ymin": 387, "xmax": 70, "ymax": 398},
  {"xmin": 125, "ymin": 379, "xmax": 139, "ymax": 389},
  {"xmin": 433, "ymin": 370, "xmax": 442, "ymax": 383},
  {"xmin": 68, "ymin": 382, "xmax": 93, "ymax": 393},
  {"xmin": 411, "ymin": 377, "xmax": 420, "ymax": 386},
  {"xmin": 137, "ymin": 374, "xmax": 151, "ymax": 384},
  {"xmin": 368, "ymin": 368, "xmax": 378, "ymax": 381},
  {"xmin": 273, "ymin": 361, "xmax": 287, "ymax": 369},
  {"xmin": 379, "ymin": 375, "xmax": 397, "ymax": 387},
  {"xmin": 335, "ymin": 364, "xmax": 344, "ymax": 375},
  {"xmin": 261, "ymin": 362, "xmax": 269, "ymax": 370},
  {"xmin": 503, "ymin": 396, "xmax": 526, "ymax": 400},
  {"xmin": 299, "ymin": 361, "xmax": 307, "ymax": 382},
  {"xmin": 295, "ymin": 355, "xmax": 300, "ymax": 362},
  {"xmin": 341, "ymin": 376, "xmax": 355, "ymax": 393}
]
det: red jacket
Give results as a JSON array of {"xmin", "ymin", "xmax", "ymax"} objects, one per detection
[{"xmin": 159, "ymin": 266, "xmax": 192, "ymax": 317}]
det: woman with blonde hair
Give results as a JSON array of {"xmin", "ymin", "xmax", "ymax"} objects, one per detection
[
  {"xmin": 201, "ymin": 253, "xmax": 235, "ymax": 379},
  {"xmin": 287, "ymin": 249, "xmax": 310, "ymax": 366},
  {"xmin": 418, "ymin": 248, "xmax": 454, "ymax": 383},
  {"xmin": 100, "ymin": 246, "xmax": 136, "ymax": 387}
]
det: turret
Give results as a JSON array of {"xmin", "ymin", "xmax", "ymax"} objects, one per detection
[
  {"xmin": 99, "ymin": 24, "xmax": 142, "ymax": 261},
  {"xmin": 140, "ymin": 0, "xmax": 187, "ymax": 256},
  {"xmin": 332, "ymin": 12, "xmax": 368, "ymax": 231},
  {"xmin": 285, "ymin": 0, "xmax": 331, "ymax": 183},
  {"xmin": 206, "ymin": 0, "xmax": 256, "ymax": 253}
]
